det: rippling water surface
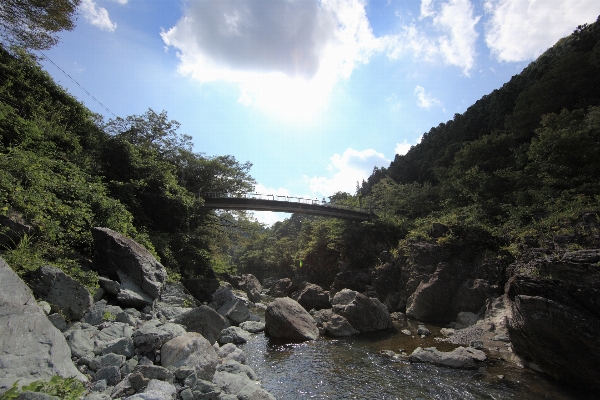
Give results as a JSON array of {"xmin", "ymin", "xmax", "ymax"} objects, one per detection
[{"xmin": 241, "ymin": 305, "xmax": 584, "ymax": 400}]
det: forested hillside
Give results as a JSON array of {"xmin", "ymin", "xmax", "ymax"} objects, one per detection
[
  {"xmin": 234, "ymin": 16, "xmax": 600, "ymax": 287},
  {"xmin": 0, "ymin": 47, "xmax": 255, "ymax": 290}
]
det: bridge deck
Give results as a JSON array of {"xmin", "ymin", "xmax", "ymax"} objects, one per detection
[{"xmin": 202, "ymin": 197, "xmax": 371, "ymax": 221}]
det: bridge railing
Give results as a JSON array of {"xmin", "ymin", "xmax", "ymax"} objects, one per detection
[{"xmin": 201, "ymin": 192, "xmax": 369, "ymax": 214}]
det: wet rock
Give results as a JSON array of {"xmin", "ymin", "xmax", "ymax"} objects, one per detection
[
  {"xmin": 174, "ymin": 306, "xmax": 230, "ymax": 344},
  {"xmin": 265, "ymin": 297, "xmax": 319, "ymax": 341},
  {"xmin": 417, "ymin": 325, "xmax": 431, "ymax": 336},
  {"xmin": 323, "ymin": 314, "xmax": 359, "ymax": 337},
  {"xmin": 27, "ymin": 264, "xmax": 93, "ymax": 322},
  {"xmin": 0, "ymin": 259, "xmax": 85, "ymax": 392},
  {"xmin": 408, "ymin": 346, "xmax": 486, "ymax": 369},
  {"xmin": 331, "ymin": 289, "xmax": 392, "ymax": 332},
  {"xmin": 161, "ymin": 332, "xmax": 219, "ymax": 381}
]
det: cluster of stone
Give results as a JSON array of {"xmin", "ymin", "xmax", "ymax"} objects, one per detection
[{"xmin": 0, "ymin": 227, "xmax": 273, "ymax": 400}]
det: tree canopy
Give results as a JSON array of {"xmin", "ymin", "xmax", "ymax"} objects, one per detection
[{"xmin": 0, "ymin": 0, "xmax": 80, "ymax": 51}]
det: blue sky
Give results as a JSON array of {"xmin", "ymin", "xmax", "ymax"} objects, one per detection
[{"xmin": 39, "ymin": 0, "xmax": 600, "ymax": 224}]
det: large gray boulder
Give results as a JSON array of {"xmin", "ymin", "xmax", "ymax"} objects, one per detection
[
  {"xmin": 293, "ymin": 283, "xmax": 331, "ymax": 311},
  {"xmin": 133, "ymin": 319, "xmax": 186, "ymax": 358},
  {"xmin": 174, "ymin": 306, "xmax": 230, "ymax": 344},
  {"xmin": 408, "ymin": 346, "xmax": 486, "ymax": 369},
  {"xmin": 27, "ymin": 265, "xmax": 93, "ymax": 322},
  {"xmin": 239, "ymin": 274, "xmax": 262, "ymax": 303},
  {"xmin": 91, "ymin": 227, "xmax": 167, "ymax": 300},
  {"xmin": 0, "ymin": 259, "xmax": 85, "ymax": 394},
  {"xmin": 265, "ymin": 297, "xmax": 319, "ymax": 341},
  {"xmin": 161, "ymin": 332, "xmax": 219, "ymax": 381},
  {"xmin": 331, "ymin": 289, "xmax": 392, "ymax": 332}
]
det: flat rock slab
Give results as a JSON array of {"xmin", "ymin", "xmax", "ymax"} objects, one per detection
[
  {"xmin": 0, "ymin": 259, "xmax": 85, "ymax": 393},
  {"xmin": 265, "ymin": 297, "xmax": 319, "ymax": 341},
  {"xmin": 408, "ymin": 346, "xmax": 486, "ymax": 369}
]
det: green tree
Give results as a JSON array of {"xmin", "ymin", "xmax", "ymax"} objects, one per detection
[{"xmin": 0, "ymin": 0, "xmax": 80, "ymax": 51}]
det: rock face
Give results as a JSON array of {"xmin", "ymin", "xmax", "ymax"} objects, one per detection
[
  {"xmin": 91, "ymin": 227, "xmax": 167, "ymax": 300},
  {"xmin": 331, "ymin": 289, "xmax": 392, "ymax": 332},
  {"xmin": 449, "ymin": 279, "xmax": 495, "ymax": 317},
  {"xmin": 405, "ymin": 263, "xmax": 462, "ymax": 322},
  {"xmin": 0, "ymin": 259, "xmax": 85, "ymax": 393},
  {"xmin": 27, "ymin": 265, "xmax": 93, "ymax": 321},
  {"xmin": 174, "ymin": 306, "xmax": 230, "ymax": 344},
  {"xmin": 161, "ymin": 332, "xmax": 219, "ymax": 381},
  {"xmin": 330, "ymin": 271, "xmax": 371, "ymax": 297},
  {"xmin": 293, "ymin": 283, "xmax": 331, "ymax": 311},
  {"xmin": 267, "ymin": 278, "xmax": 299, "ymax": 298},
  {"xmin": 506, "ymin": 275, "xmax": 600, "ymax": 391},
  {"xmin": 239, "ymin": 274, "xmax": 262, "ymax": 303},
  {"xmin": 265, "ymin": 297, "xmax": 319, "ymax": 341}
]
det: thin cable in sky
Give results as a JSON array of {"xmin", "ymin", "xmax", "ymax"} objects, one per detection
[{"xmin": 38, "ymin": 51, "xmax": 117, "ymax": 118}]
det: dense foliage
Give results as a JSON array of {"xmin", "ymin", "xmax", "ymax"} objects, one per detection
[{"xmin": 0, "ymin": 46, "xmax": 255, "ymax": 287}]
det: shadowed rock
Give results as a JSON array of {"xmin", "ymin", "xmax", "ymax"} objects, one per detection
[{"xmin": 265, "ymin": 297, "xmax": 319, "ymax": 341}]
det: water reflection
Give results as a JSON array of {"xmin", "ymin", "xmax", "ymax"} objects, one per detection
[{"xmin": 241, "ymin": 322, "xmax": 585, "ymax": 399}]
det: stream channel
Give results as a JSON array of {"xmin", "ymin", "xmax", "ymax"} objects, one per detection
[{"xmin": 239, "ymin": 298, "xmax": 584, "ymax": 399}]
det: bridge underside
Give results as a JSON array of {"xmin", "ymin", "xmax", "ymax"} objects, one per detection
[{"xmin": 202, "ymin": 198, "xmax": 371, "ymax": 221}]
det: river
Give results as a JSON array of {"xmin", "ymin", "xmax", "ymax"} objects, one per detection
[{"xmin": 240, "ymin": 302, "xmax": 585, "ymax": 399}]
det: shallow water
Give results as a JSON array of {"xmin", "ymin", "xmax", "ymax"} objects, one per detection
[{"xmin": 241, "ymin": 308, "xmax": 585, "ymax": 399}]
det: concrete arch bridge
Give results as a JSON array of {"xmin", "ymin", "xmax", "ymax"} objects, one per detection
[{"xmin": 200, "ymin": 192, "xmax": 373, "ymax": 222}]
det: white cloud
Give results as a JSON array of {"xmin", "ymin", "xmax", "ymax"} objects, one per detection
[
  {"xmin": 433, "ymin": 0, "xmax": 480, "ymax": 75},
  {"xmin": 395, "ymin": 140, "xmax": 412, "ymax": 155},
  {"xmin": 385, "ymin": 0, "xmax": 480, "ymax": 74},
  {"xmin": 414, "ymin": 85, "xmax": 443, "ymax": 109},
  {"xmin": 484, "ymin": 0, "xmax": 600, "ymax": 62},
  {"xmin": 79, "ymin": 0, "xmax": 117, "ymax": 32},
  {"xmin": 161, "ymin": 0, "xmax": 380, "ymax": 121},
  {"xmin": 112, "ymin": 0, "xmax": 128, "ymax": 4},
  {"xmin": 307, "ymin": 148, "xmax": 390, "ymax": 197}
]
